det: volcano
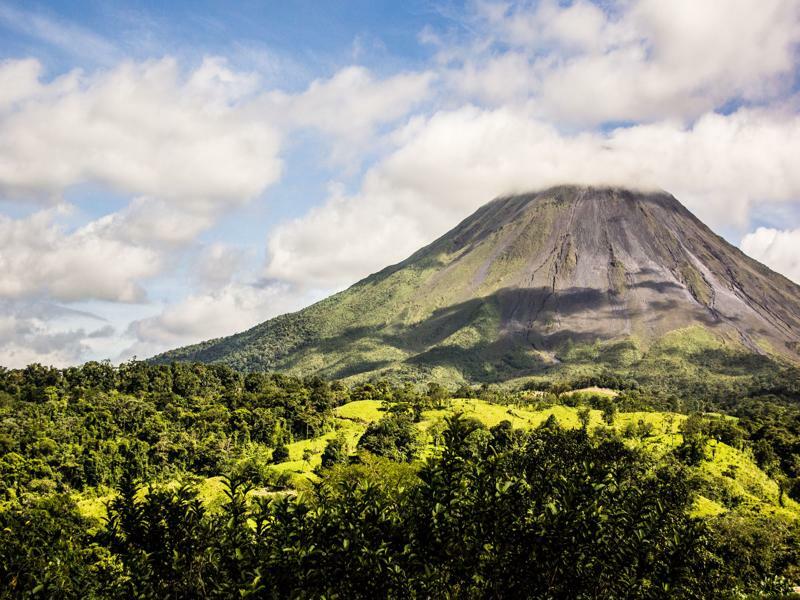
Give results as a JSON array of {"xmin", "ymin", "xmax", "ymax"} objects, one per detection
[{"xmin": 155, "ymin": 186, "xmax": 800, "ymax": 381}]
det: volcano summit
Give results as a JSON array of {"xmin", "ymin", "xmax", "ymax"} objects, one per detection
[{"xmin": 156, "ymin": 186, "xmax": 800, "ymax": 381}]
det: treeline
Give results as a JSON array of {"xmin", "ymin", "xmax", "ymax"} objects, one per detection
[
  {"xmin": 0, "ymin": 362, "xmax": 462, "ymax": 500},
  {"xmin": 523, "ymin": 364, "xmax": 800, "ymax": 410},
  {"xmin": 4, "ymin": 415, "xmax": 798, "ymax": 598},
  {"xmin": 3, "ymin": 360, "xmax": 800, "ymax": 504},
  {"xmin": 0, "ymin": 361, "xmax": 339, "ymax": 498}
]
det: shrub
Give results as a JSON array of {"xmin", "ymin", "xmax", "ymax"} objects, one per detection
[
  {"xmin": 321, "ymin": 435, "xmax": 349, "ymax": 468},
  {"xmin": 271, "ymin": 443, "xmax": 290, "ymax": 464},
  {"xmin": 357, "ymin": 413, "xmax": 421, "ymax": 462}
]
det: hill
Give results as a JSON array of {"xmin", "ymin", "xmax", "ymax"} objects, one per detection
[
  {"xmin": 154, "ymin": 185, "xmax": 800, "ymax": 382},
  {"xmin": 267, "ymin": 397, "xmax": 800, "ymax": 522}
]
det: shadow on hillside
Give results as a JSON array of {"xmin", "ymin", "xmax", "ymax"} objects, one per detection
[
  {"xmin": 196, "ymin": 278, "xmax": 775, "ymax": 382},
  {"xmin": 686, "ymin": 347, "xmax": 780, "ymax": 376},
  {"xmin": 312, "ymin": 285, "xmax": 686, "ymax": 381}
]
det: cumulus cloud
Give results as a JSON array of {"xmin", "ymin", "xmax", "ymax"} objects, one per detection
[
  {"xmin": 741, "ymin": 227, "xmax": 800, "ymax": 284},
  {"xmin": 265, "ymin": 183, "xmax": 426, "ymax": 288},
  {"xmin": 265, "ymin": 104, "xmax": 800, "ymax": 288},
  {"xmin": 0, "ymin": 55, "xmax": 435, "ymax": 306},
  {"xmin": 0, "ymin": 207, "xmax": 161, "ymax": 302},
  {"xmin": 90, "ymin": 197, "xmax": 216, "ymax": 246},
  {"xmin": 0, "ymin": 58, "xmax": 45, "ymax": 109},
  {"xmin": 0, "ymin": 56, "xmax": 286, "ymax": 317},
  {"xmin": 0, "ymin": 56, "xmax": 282, "ymax": 210},
  {"xmin": 447, "ymin": 0, "xmax": 800, "ymax": 123},
  {"xmin": 262, "ymin": 66, "xmax": 435, "ymax": 162}
]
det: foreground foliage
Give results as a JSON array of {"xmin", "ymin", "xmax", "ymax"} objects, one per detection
[
  {"xmin": 3, "ymin": 417, "xmax": 728, "ymax": 599},
  {"xmin": 1, "ymin": 361, "xmax": 800, "ymax": 597}
]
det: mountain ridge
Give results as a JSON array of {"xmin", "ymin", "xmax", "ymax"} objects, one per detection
[{"xmin": 154, "ymin": 185, "xmax": 800, "ymax": 380}]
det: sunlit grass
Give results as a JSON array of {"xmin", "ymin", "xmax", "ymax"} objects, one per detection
[
  {"xmin": 76, "ymin": 397, "xmax": 799, "ymax": 524},
  {"xmin": 334, "ymin": 399, "xmax": 386, "ymax": 423}
]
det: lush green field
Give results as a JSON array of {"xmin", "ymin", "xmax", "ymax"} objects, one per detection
[{"xmin": 86, "ymin": 397, "xmax": 795, "ymax": 527}]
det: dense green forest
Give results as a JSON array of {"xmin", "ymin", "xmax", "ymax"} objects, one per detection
[{"xmin": 2, "ymin": 361, "xmax": 800, "ymax": 598}]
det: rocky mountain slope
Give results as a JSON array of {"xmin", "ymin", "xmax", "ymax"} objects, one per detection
[{"xmin": 154, "ymin": 186, "xmax": 800, "ymax": 381}]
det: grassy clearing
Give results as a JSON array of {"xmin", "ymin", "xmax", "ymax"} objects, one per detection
[
  {"xmin": 563, "ymin": 387, "xmax": 619, "ymax": 398},
  {"xmin": 334, "ymin": 400, "xmax": 386, "ymax": 422},
  {"xmin": 76, "ymin": 398, "xmax": 798, "ymax": 525},
  {"xmin": 698, "ymin": 441, "xmax": 800, "ymax": 519},
  {"xmin": 268, "ymin": 419, "xmax": 368, "ymax": 478},
  {"xmin": 692, "ymin": 495, "xmax": 727, "ymax": 518}
]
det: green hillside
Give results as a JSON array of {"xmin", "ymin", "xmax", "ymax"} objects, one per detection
[
  {"xmin": 70, "ymin": 392, "xmax": 800, "ymax": 542},
  {"xmin": 254, "ymin": 398, "xmax": 800, "ymax": 521}
]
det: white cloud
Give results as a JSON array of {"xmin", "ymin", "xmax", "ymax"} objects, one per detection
[
  {"xmin": 450, "ymin": 0, "xmax": 800, "ymax": 123},
  {"xmin": 0, "ymin": 55, "xmax": 290, "ymax": 332},
  {"xmin": 478, "ymin": 0, "xmax": 617, "ymax": 53},
  {"xmin": 0, "ymin": 58, "xmax": 44, "ymax": 110},
  {"xmin": 278, "ymin": 66, "xmax": 433, "ymax": 137},
  {"xmin": 265, "ymin": 183, "xmax": 426, "ymax": 288},
  {"xmin": 0, "ymin": 56, "xmax": 282, "ymax": 211},
  {"xmin": 265, "ymin": 104, "xmax": 800, "ymax": 289},
  {"xmin": 447, "ymin": 51, "xmax": 536, "ymax": 106},
  {"xmin": 0, "ymin": 56, "xmax": 436, "ymax": 247},
  {"xmin": 741, "ymin": 227, "xmax": 800, "ymax": 284},
  {"xmin": 90, "ymin": 197, "xmax": 215, "ymax": 246},
  {"xmin": 0, "ymin": 207, "xmax": 161, "ymax": 302},
  {"xmin": 262, "ymin": 66, "xmax": 435, "ymax": 163}
]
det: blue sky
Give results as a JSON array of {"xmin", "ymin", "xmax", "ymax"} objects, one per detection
[
  {"xmin": 0, "ymin": 1, "xmax": 445, "ymax": 78},
  {"xmin": 0, "ymin": 0, "xmax": 799, "ymax": 367}
]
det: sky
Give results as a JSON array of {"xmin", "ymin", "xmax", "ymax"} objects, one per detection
[{"xmin": 0, "ymin": 0, "xmax": 799, "ymax": 368}]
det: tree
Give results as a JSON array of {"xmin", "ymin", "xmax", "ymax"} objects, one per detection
[
  {"xmin": 357, "ymin": 413, "xmax": 422, "ymax": 462},
  {"xmin": 753, "ymin": 438, "xmax": 778, "ymax": 472},
  {"xmin": 272, "ymin": 443, "xmax": 290, "ymax": 464},
  {"xmin": 578, "ymin": 407, "xmax": 591, "ymax": 431},
  {"xmin": 321, "ymin": 435, "xmax": 349, "ymax": 468},
  {"xmin": 599, "ymin": 398, "xmax": 617, "ymax": 426},
  {"xmin": 541, "ymin": 414, "xmax": 560, "ymax": 429},
  {"xmin": 490, "ymin": 419, "xmax": 514, "ymax": 449},
  {"xmin": 426, "ymin": 382, "xmax": 449, "ymax": 408}
]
